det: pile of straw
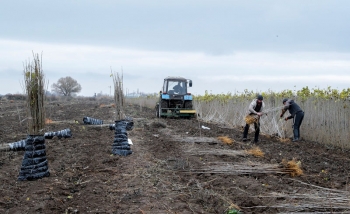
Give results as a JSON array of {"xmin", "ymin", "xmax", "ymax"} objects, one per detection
[
  {"xmin": 244, "ymin": 114, "xmax": 259, "ymax": 124},
  {"xmin": 246, "ymin": 146, "xmax": 265, "ymax": 157},
  {"xmin": 282, "ymin": 159, "xmax": 303, "ymax": 177},
  {"xmin": 217, "ymin": 136, "xmax": 234, "ymax": 145}
]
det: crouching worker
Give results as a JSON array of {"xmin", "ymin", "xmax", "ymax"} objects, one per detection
[
  {"xmin": 280, "ymin": 98, "xmax": 304, "ymax": 142},
  {"xmin": 242, "ymin": 94, "xmax": 265, "ymax": 143}
]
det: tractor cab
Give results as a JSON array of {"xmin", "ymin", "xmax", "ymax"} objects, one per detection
[
  {"xmin": 163, "ymin": 78, "xmax": 191, "ymax": 95},
  {"xmin": 156, "ymin": 77, "xmax": 196, "ymax": 118}
]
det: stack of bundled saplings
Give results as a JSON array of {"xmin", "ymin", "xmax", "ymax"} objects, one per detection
[
  {"xmin": 18, "ymin": 53, "xmax": 50, "ymax": 181},
  {"xmin": 111, "ymin": 70, "xmax": 132, "ymax": 156}
]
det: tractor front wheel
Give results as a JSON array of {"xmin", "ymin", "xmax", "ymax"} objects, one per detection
[
  {"xmin": 160, "ymin": 100, "xmax": 168, "ymax": 108},
  {"xmin": 155, "ymin": 104, "xmax": 160, "ymax": 118}
]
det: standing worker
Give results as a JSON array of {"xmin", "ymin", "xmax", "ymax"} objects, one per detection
[
  {"xmin": 280, "ymin": 98, "xmax": 304, "ymax": 142},
  {"xmin": 242, "ymin": 94, "xmax": 265, "ymax": 143}
]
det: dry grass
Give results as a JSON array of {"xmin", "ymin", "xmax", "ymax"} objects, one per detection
[
  {"xmin": 282, "ymin": 159, "xmax": 303, "ymax": 177},
  {"xmin": 278, "ymin": 137, "xmax": 291, "ymax": 143},
  {"xmin": 246, "ymin": 146, "xmax": 264, "ymax": 157},
  {"xmin": 99, "ymin": 103, "xmax": 115, "ymax": 108},
  {"xmin": 217, "ymin": 136, "xmax": 234, "ymax": 145},
  {"xmin": 45, "ymin": 118, "xmax": 53, "ymax": 124},
  {"xmin": 228, "ymin": 203, "xmax": 241, "ymax": 211},
  {"xmin": 244, "ymin": 114, "xmax": 258, "ymax": 125}
]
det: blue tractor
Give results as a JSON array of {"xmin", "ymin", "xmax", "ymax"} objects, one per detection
[{"xmin": 155, "ymin": 76, "xmax": 196, "ymax": 118}]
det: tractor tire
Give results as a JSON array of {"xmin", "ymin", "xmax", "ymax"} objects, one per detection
[
  {"xmin": 155, "ymin": 105, "xmax": 160, "ymax": 118},
  {"xmin": 159, "ymin": 100, "xmax": 168, "ymax": 118},
  {"xmin": 160, "ymin": 100, "xmax": 168, "ymax": 108},
  {"xmin": 158, "ymin": 105, "xmax": 162, "ymax": 118}
]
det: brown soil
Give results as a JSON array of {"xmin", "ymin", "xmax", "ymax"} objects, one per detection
[{"xmin": 1, "ymin": 98, "xmax": 350, "ymax": 214}]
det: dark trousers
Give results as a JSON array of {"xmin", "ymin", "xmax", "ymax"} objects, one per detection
[
  {"xmin": 293, "ymin": 111, "xmax": 304, "ymax": 139},
  {"xmin": 243, "ymin": 122, "xmax": 260, "ymax": 142}
]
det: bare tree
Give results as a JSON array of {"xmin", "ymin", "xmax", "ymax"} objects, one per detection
[{"xmin": 51, "ymin": 76, "xmax": 82, "ymax": 96}]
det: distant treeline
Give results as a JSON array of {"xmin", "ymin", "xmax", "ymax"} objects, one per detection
[
  {"xmin": 0, "ymin": 94, "xmax": 59, "ymax": 101},
  {"xmin": 0, "ymin": 94, "xmax": 27, "ymax": 100}
]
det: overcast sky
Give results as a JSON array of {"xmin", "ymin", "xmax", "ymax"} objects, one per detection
[{"xmin": 1, "ymin": 0, "xmax": 350, "ymax": 96}]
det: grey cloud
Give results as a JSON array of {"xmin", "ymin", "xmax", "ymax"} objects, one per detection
[{"xmin": 1, "ymin": 1, "xmax": 350, "ymax": 54}]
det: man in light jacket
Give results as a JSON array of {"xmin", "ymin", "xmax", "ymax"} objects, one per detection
[
  {"xmin": 242, "ymin": 94, "xmax": 265, "ymax": 143},
  {"xmin": 280, "ymin": 98, "xmax": 304, "ymax": 142}
]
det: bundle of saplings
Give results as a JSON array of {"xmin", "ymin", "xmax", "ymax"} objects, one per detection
[
  {"xmin": 18, "ymin": 53, "xmax": 50, "ymax": 181},
  {"xmin": 111, "ymin": 71, "xmax": 132, "ymax": 156},
  {"xmin": 8, "ymin": 128, "xmax": 72, "ymax": 151},
  {"xmin": 83, "ymin": 116, "xmax": 103, "ymax": 125},
  {"xmin": 44, "ymin": 128, "xmax": 72, "ymax": 139}
]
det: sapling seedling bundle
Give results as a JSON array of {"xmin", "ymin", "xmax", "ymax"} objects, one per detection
[
  {"xmin": 111, "ymin": 69, "xmax": 132, "ymax": 156},
  {"xmin": 18, "ymin": 52, "xmax": 50, "ymax": 181}
]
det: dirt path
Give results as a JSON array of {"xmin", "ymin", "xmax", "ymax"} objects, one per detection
[{"xmin": 1, "ymin": 99, "xmax": 350, "ymax": 213}]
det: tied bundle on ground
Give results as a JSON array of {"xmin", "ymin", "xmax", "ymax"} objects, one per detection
[
  {"xmin": 112, "ymin": 120, "xmax": 132, "ymax": 156},
  {"xmin": 18, "ymin": 135, "xmax": 50, "ymax": 181},
  {"xmin": 9, "ymin": 139, "xmax": 26, "ymax": 151},
  {"xmin": 109, "ymin": 117, "xmax": 134, "ymax": 131},
  {"xmin": 44, "ymin": 128, "xmax": 72, "ymax": 139},
  {"xmin": 83, "ymin": 116, "xmax": 103, "ymax": 125},
  {"xmin": 8, "ymin": 129, "xmax": 72, "ymax": 151}
]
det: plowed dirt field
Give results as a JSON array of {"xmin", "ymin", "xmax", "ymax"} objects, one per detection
[{"xmin": 1, "ymin": 98, "xmax": 350, "ymax": 213}]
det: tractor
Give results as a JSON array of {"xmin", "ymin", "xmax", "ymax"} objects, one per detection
[{"xmin": 155, "ymin": 76, "xmax": 196, "ymax": 118}]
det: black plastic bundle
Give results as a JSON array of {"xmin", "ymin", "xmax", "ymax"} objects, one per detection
[
  {"xmin": 109, "ymin": 117, "xmax": 134, "ymax": 131},
  {"xmin": 18, "ymin": 135, "xmax": 50, "ymax": 181},
  {"xmin": 112, "ymin": 120, "xmax": 132, "ymax": 156},
  {"xmin": 8, "ymin": 129, "xmax": 73, "ymax": 151},
  {"xmin": 8, "ymin": 139, "xmax": 26, "ymax": 151},
  {"xmin": 44, "ymin": 128, "xmax": 72, "ymax": 139},
  {"xmin": 125, "ymin": 116, "xmax": 134, "ymax": 130},
  {"xmin": 109, "ymin": 124, "xmax": 115, "ymax": 130},
  {"xmin": 83, "ymin": 116, "xmax": 103, "ymax": 125},
  {"xmin": 109, "ymin": 121, "xmax": 134, "ymax": 131}
]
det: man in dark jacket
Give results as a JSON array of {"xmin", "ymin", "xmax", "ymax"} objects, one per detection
[
  {"xmin": 280, "ymin": 98, "xmax": 304, "ymax": 142},
  {"xmin": 242, "ymin": 94, "xmax": 265, "ymax": 143}
]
